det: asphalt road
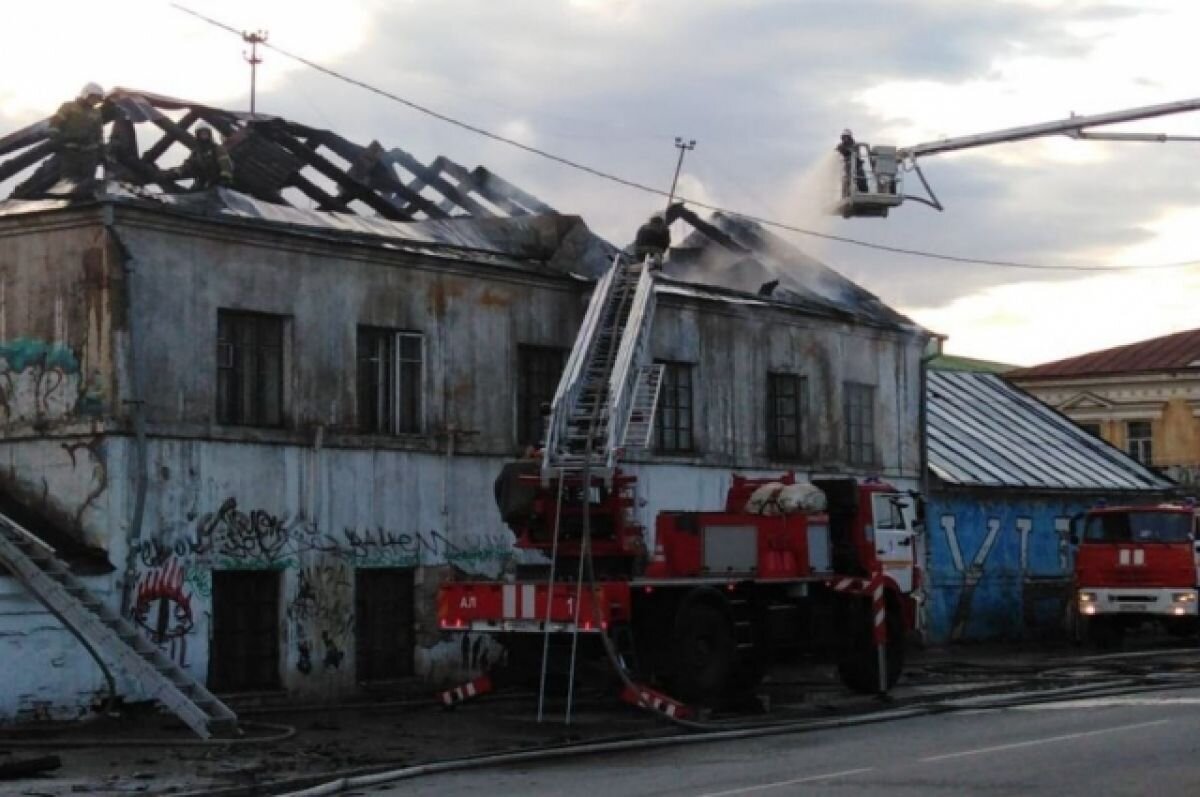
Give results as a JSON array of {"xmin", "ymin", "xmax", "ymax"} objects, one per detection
[{"xmin": 366, "ymin": 687, "xmax": 1200, "ymax": 796}]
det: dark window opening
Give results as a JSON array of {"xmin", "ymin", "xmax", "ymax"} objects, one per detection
[
  {"xmin": 216, "ymin": 311, "xmax": 285, "ymax": 427},
  {"xmin": 357, "ymin": 327, "xmax": 424, "ymax": 434},
  {"xmin": 656, "ymin": 361, "xmax": 695, "ymax": 453},
  {"xmin": 355, "ymin": 568, "xmax": 416, "ymax": 682},
  {"xmin": 767, "ymin": 373, "xmax": 807, "ymax": 460},
  {"xmin": 1078, "ymin": 422, "xmax": 1101, "ymax": 438},
  {"xmin": 209, "ymin": 570, "xmax": 280, "ymax": 692},
  {"xmin": 517, "ymin": 345, "xmax": 566, "ymax": 448},
  {"xmin": 844, "ymin": 382, "xmax": 876, "ymax": 466}
]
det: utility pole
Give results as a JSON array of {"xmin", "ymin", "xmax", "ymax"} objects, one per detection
[
  {"xmin": 665, "ymin": 136, "xmax": 696, "ymax": 212},
  {"xmin": 242, "ymin": 30, "xmax": 268, "ymax": 116}
]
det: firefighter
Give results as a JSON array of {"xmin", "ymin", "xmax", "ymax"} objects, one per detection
[
  {"xmin": 836, "ymin": 129, "xmax": 868, "ymax": 194},
  {"xmin": 47, "ymin": 82, "xmax": 106, "ymax": 186},
  {"xmin": 165, "ymin": 126, "xmax": 234, "ymax": 190},
  {"xmin": 634, "ymin": 213, "xmax": 671, "ymax": 266}
]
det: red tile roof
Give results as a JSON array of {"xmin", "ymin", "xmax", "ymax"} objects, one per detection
[{"xmin": 1010, "ymin": 327, "xmax": 1200, "ymax": 379}]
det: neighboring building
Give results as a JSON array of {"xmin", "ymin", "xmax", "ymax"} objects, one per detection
[
  {"xmin": 923, "ymin": 369, "xmax": 1174, "ymax": 642},
  {"xmin": 0, "ymin": 90, "xmax": 928, "ymax": 722},
  {"xmin": 1009, "ymin": 328, "xmax": 1200, "ymax": 490}
]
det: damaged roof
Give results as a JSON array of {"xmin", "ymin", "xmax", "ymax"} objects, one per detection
[
  {"xmin": 0, "ymin": 88, "xmax": 922, "ymax": 331},
  {"xmin": 660, "ymin": 205, "xmax": 921, "ymax": 331},
  {"xmin": 927, "ymin": 370, "xmax": 1173, "ymax": 493}
]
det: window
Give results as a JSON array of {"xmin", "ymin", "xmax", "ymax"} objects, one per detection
[
  {"xmin": 517, "ymin": 345, "xmax": 566, "ymax": 447},
  {"xmin": 656, "ymin": 362, "xmax": 695, "ymax": 453},
  {"xmin": 767, "ymin": 373, "xmax": 807, "ymax": 460},
  {"xmin": 1078, "ymin": 422, "xmax": 1101, "ymax": 438},
  {"xmin": 357, "ymin": 327, "xmax": 424, "ymax": 434},
  {"xmin": 216, "ymin": 311, "xmax": 285, "ymax": 427},
  {"xmin": 1126, "ymin": 420, "xmax": 1153, "ymax": 464},
  {"xmin": 844, "ymin": 382, "xmax": 876, "ymax": 466}
]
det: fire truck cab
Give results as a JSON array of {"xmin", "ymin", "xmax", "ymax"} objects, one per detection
[{"xmin": 1074, "ymin": 503, "xmax": 1200, "ymax": 645}]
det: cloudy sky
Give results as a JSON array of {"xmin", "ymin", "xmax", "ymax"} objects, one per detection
[{"xmin": 2, "ymin": 0, "xmax": 1198, "ymax": 366}]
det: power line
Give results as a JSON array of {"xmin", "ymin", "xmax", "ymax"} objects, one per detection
[{"xmin": 171, "ymin": 3, "xmax": 1200, "ymax": 274}]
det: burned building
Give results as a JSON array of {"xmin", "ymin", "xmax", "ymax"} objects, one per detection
[{"xmin": 0, "ymin": 89, "xmax": 928, "ymax": 725}]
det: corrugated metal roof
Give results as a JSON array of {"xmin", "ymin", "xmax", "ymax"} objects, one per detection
[
  {"xmin": 927, "ymin": 370, "xmax": 1173, "ymax": 492},
  {"xmin": 1010, "ymin": 327, "xmax": 1200, "ymax": 378}
]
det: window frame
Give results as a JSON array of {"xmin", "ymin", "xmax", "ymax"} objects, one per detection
[
  {"xmin": 766, "ymin": 372, "xmax": 808, "ymax": 461},
  {"xmin": 516, "ymin": 344, "xmax": 567, "ymax": 448},
  {"xmin": 216, "ymin": 310, "xmax": 287, "ymax": 428},
  {"xmin": 655, "ymin": 360, "xmax": 696, "ymax": 454},
  {"xmin": 1126, "ymin": 420, "xmax": 1153, "ymax": 465},
  {"xmin": 843, "ymin": 381, "xmax": 876, "ymax": 467},
  {"xmin": 357, "ymin": 326, "xmax": 425, "ymax": 435}
]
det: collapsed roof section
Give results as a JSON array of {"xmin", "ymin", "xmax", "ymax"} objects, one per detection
[
  {"xmin": 660, "ymin": 204, "xmax": 918, "ymax": 330},
  {"xmin": 0, "ymin": 87, "xmax": 556, "ymax": 220}
]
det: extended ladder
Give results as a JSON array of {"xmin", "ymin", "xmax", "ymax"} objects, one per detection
[
  {"xmin": 0, "ymin": 517, "xmax": 238, "ymax": 739},
  {"xmin": 542, "ymin": 254, "xmax": 664, "ymax": 482}
]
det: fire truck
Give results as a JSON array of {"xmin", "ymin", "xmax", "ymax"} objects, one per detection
[
  {"xmin": 436, "ymin": 252, "xmax": 923, "ymax": 710},
  {"xmin": 1074, "ymin": 502, "xmax": 1200, "ymax": 646}
]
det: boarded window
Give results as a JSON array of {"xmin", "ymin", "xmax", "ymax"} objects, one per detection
[
  {"xmin": 517, "ymin": 345, "xmax": 566, "ymax": 447},
  {"xmin": 216, "ymin": 310, "xmax": 285, "ymax": 427},
  {"xmin": 1126, "ymin": 420, "xmax": 1153, "ymax": 465},
  {"xmin": 844, "ymin": 382, "xmax": 876, "ymax": 466},
  {"xmin": 355, "ymin": 568, "xmax": 415, "ymax": 682},
  {"xmin": 209, "ymin": 571, "xmax": 280, "ymax": 692},
  {"xmin": 767, "ymin": 373, "xmax": 807, "ymax": 460},
  {"xmin": 656, "ymin": 361, "xmax": 695, "ymax": 453},
  {"xmin": 357, "ymin": 327, "xmax": 424, "ymax": 434}
]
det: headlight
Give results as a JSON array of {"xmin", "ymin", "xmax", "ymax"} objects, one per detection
[
  {"xmin": 1172, "ymin": 592, "xmax": 1196, "ymax": 603},
  {"xmin": 1079, "ymin": 591, "xmax": 1098, "ymax": 603}
]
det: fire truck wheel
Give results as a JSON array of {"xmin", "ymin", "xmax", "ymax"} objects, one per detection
[
  {"xmin": 672, "ymin": 600, "xmax": 736, "ymax": 705},
  {"xmin": 836, "ymin": 594, "xmax": 904, "ymax": 694}
]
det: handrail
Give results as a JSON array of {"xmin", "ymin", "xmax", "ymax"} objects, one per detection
[
  {"xmin": 541, "ymin": 254, "xmax": 621, "ymax": 480},
  {"xmin": 604, "ymin": 260, "xmax": 657, "ymax": 472}
]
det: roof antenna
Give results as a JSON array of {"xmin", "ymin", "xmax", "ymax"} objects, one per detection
[
  {"xmin": 243, "ymin": 29, "xmax": 268, "ymax": 116},
  {"xmin": 665, "ymin": 136, "xmax": 696, "ymax": 212}
]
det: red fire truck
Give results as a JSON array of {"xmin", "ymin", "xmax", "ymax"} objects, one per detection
[
  {"xmin": 1074, "ymin": 502, "xmax": 1200, "ymax": 646},
  {"xmin": 438, "ymin": 468, "xmax": 922, "ymax": 706}
]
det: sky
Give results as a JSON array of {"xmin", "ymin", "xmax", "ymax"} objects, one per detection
[{"xmin": 2, "ymin": 0, "xmax": 1198, "ymax": 366}]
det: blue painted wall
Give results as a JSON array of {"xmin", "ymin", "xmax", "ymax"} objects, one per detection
[{"xmin": 924, "ymin": 493, "xmax": 1097, "ymax": 643}]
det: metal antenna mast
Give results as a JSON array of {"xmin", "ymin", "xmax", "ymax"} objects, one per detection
[
  {"xmin": 242, "ymin": 29, "xmax": 268, "ymax": 115},
  {"xmin": 665, "ymin": 136, "xmax": 696, "ymax": 211}
]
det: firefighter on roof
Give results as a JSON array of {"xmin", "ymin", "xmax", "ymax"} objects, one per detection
[
  {"xmin": 634, "ymin": 213, "xmax": 670, "ymax": 265},
  {"xmin": 165, "ymin": 126, "xmax": 234, "ymax": 190},
  {"xmin": 47, "ymin": 82, "xmax": 105, "ymax": 186}
]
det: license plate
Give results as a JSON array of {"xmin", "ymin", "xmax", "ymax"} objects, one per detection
[{"xmin": 1117, "ymin": 604, "xmax": 1147, "ymax": 612}]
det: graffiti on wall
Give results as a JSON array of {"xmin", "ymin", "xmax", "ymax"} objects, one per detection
[
  {"xmin": 128, "ymin": 497, "xmax": 514, "ymax": 679},
  {"xmin": 932, "ymin": 506, "xmax": 1076, "ymax": 642},
  {"xmin": 0, "ymin": 338, "xmax": 103, "ymax": 426},
  {"xmin": 130, "ymin": 558, "xmax": 197, "ymax": 666},
  {"xmin": 132, "ymin": 498, "xmax": 511, "ymax": 571},
  {"xmin": 286, "ymin": 563, "xmax": 353, "ymax": 675}
]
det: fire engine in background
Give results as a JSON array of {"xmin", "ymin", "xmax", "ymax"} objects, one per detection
[
  {"xmin": 435, "ymin": 251, "xmax": 923, "ymax": 711},
  {"xmin": 1074, "ymin": 502, "xmax": 1200, "ymax": 647}
]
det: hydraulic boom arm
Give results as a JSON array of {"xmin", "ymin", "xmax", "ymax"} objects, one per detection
[{"xmin": 838, "ymin": 96, "xmax": 1200, "ymax": 217}]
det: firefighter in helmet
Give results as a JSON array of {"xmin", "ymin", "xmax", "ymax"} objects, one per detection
[
  {"xmin": 47, "ymin": 82, "xmax": 106, "ymax": 186},
  {"xmin": 634, "ymin": 213, "xmax": 671, "ymax": 266},
  {"xmin": 164, "ymin": 126, "xmax": 234, "ymax": 190}
]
